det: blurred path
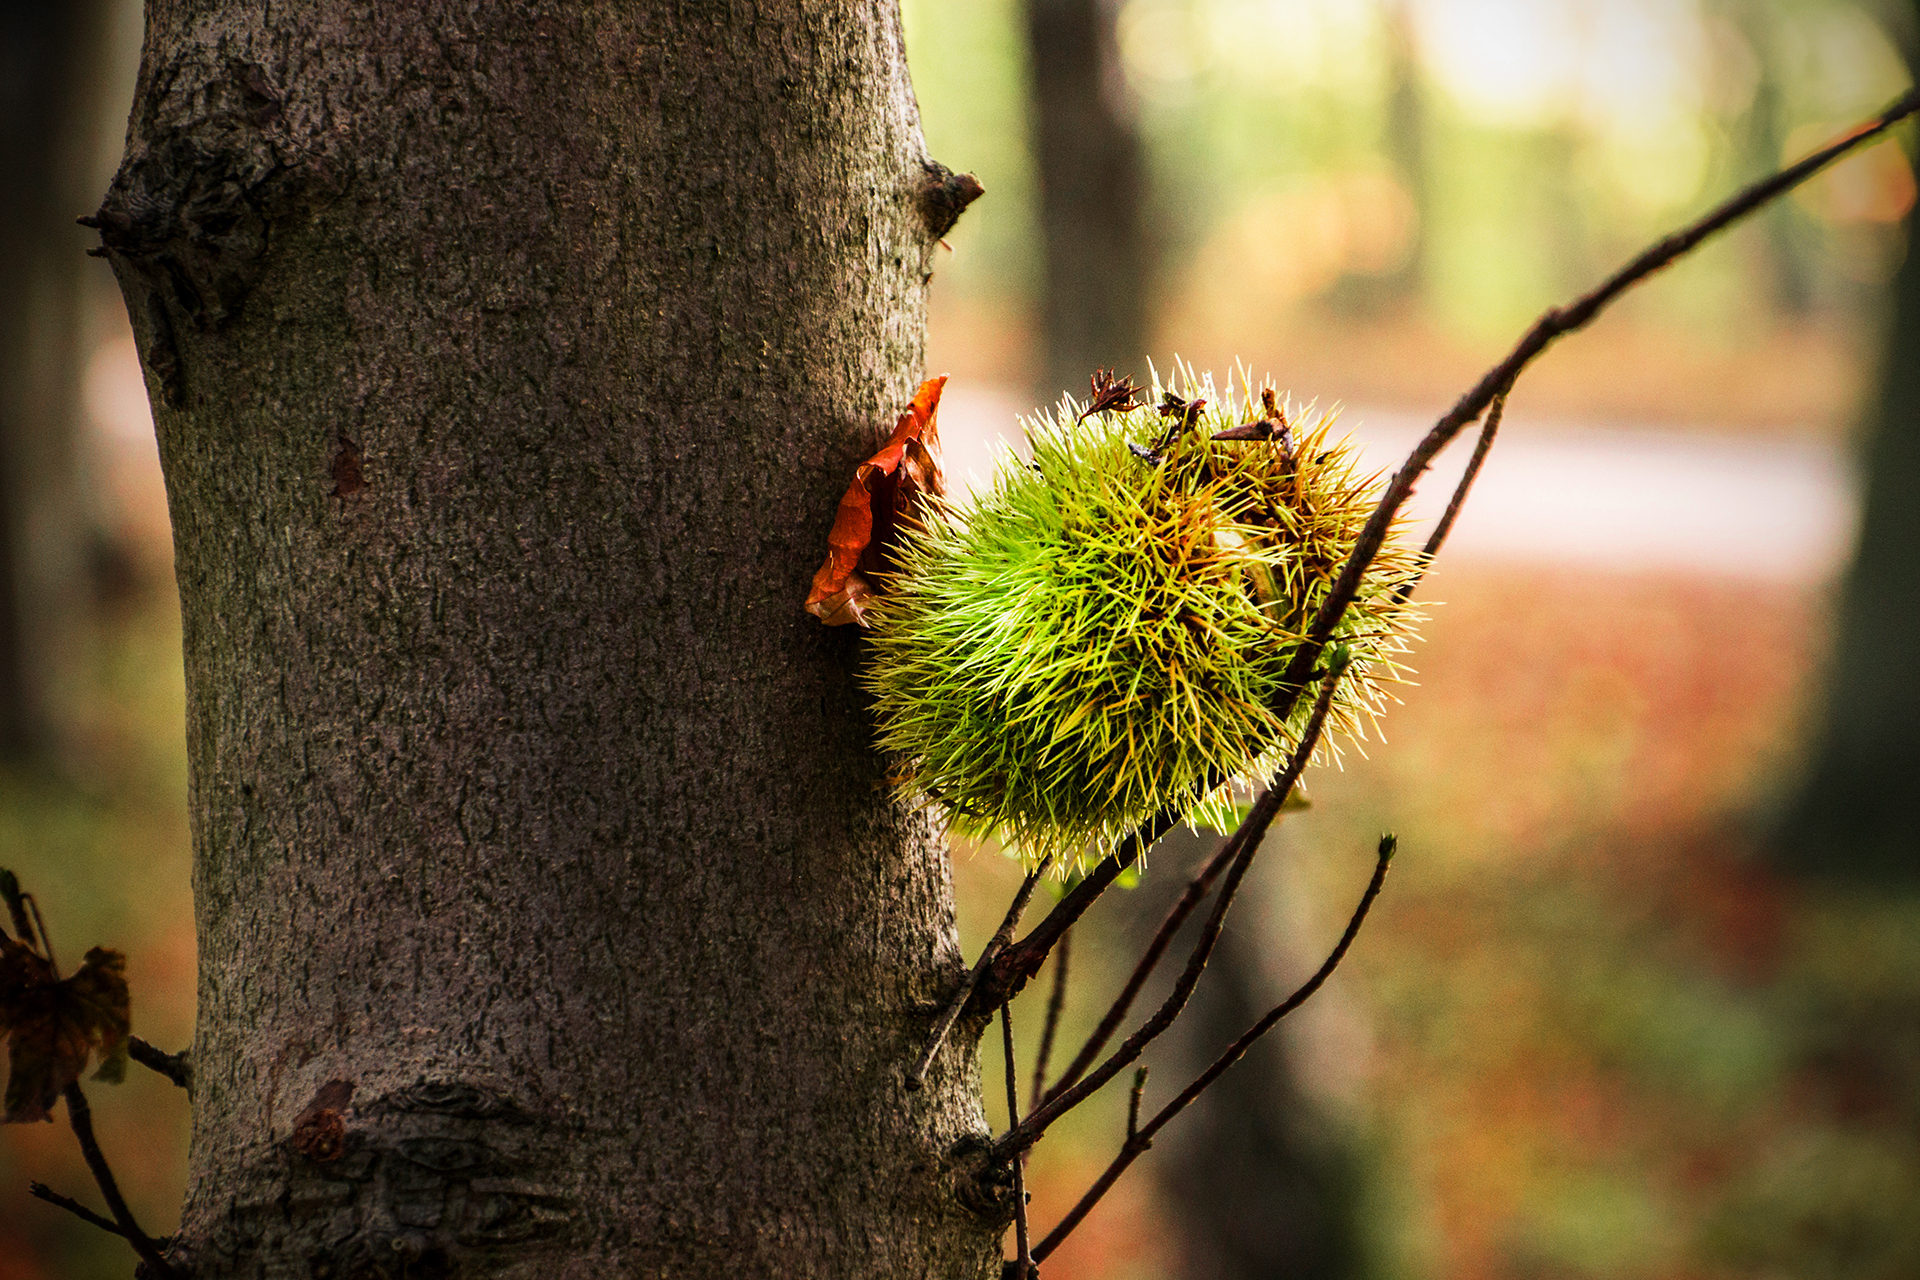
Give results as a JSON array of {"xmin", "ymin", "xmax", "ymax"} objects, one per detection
[
  {"xmin": 938, "ymin": 382, "xmax": 1858, "ymax": 584},
  {"xmin": 83, "ymin": 348, "xmax": 1859, "ymax": 587}
]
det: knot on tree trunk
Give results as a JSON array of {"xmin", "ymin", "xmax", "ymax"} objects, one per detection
[
  {"xmin": 946, "ymin": 1135, "xmax": 1019, "ymax": 1229},
  {"xmin": 917, "ymin": 161, "xmax": 984, "ymax": 241},
  {"xmin": 82, "ymin": 56, "xmax": 341, "ymax": 406},
  {"xmin": 189, "ymin": 1080, "xmax": 579, "ymax": 1277}
]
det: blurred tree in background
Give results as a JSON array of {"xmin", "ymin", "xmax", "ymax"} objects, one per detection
[
  {"xmin": 1026, "ymin": 0, "xmax": 1152, "ymax": 398},
  {"xmin": 0, "ymin": 0, "xmax": 117, "ymax": 759},
  {"xmin": 1775, "ymin": 0, "xmax": 1920, "ymax": 879},
  {"xmin": 1147, "ymin": 827, "xmax": 1369, "ymax": 1280}
]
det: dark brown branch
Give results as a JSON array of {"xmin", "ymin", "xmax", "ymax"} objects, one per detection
[
  {"xmin": 993, "ymin": 665, "xmax": 1345, "ymax": 1160},
  {"xmin": 1043, "ymin": 833, "xmax": 1241, "ymax": 1103},
  {"xmin": 969, "ymin": 805, "xmax": 1186, "ymax": 1018},
  {"xmin": 1032, "ymin": 834, "xmax": 1396, "ymax": 1264},
  {"xmin": 1029, "ymin": 927, "xmax": 1071, "ymax": 1113},
  {"xmin": 907, "ymin": 854, "xmax": 1055, "ymax": 1091},
  {"xmin": 1002, "ymin": 1005, "xmax": 1034, "ymax": 1280},
  {"xmin": 62, "ymin": 1083, "xmax": 178, "ymax": 1278},
  {"xmin": 1272, "ymin": 85, "xmax": 1920, "ymax": 712},
  {"xmin": 128, "ymin": 1037, "xmax": 192, "ymax": 1091},
  {"xmin": 29, "ymin": 1181, "xmax": 134, "ymax": 1238}
]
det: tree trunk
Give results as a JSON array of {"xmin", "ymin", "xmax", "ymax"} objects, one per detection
[
  {"xmin": 1024, "ymin": 0, "xmax": 1148, "ymax": 402},
  {"xmin": 0, "ymin": 0, "xmax": 116, "ymax": 759},
  {"xmin": 1771, "ymin": 4, "xmax": 1918, "ymax": 879},
  {"xmin": 92, "ymin": 4, "xmax": 1003, "ymax": 1275},
  {"xmin": 1124, "ymin": 828, "xmax": 1363, "ymax": 1280}
]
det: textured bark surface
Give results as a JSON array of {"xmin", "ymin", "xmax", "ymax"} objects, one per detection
[{"xmin": 94, "ymin": 3, "xmax": 1004, "ymax": 1275}]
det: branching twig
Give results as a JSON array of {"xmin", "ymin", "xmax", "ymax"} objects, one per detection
[
  {"xmin": 1272, "ymin": 86, "xmax": 1920, "ymax": 713},
  {"xmin": 1, "ymin": 878, "xmax": 33, "ymax": 946},
  {"xmin": 1001, "ymin": 1005, "xmax": 1033, "ymax": 1280},
  {"xmin": 1029, "ymin": 928, "xmax": 1070, "ymax": 1113},
  {"xmin": 61, "ymin": 1083, "xmax": 177, "ymax": 1278},
  {"xmin": 966, "ymin": 82, "xmax": 1920, "ymax": 1266},
  {"xmin": 956, "ymin": 77, "xmax": 1900, "ymax": 1015},
  {"xmin": 1032, "ymin": 834, "xmax": 1396, "ymax": 1263},
  {"xmin": 128, "ymin": 1037, "xmax": 192, "ymax": 1091},
  {"xmin": 969, "ymin": 803, "xmax": 1189, "ymax": 1018},
  {"xmin": 1043, "ymin": 831, "xmax": 1241, "ymax": 1103},
  {"xmin": 1396, "ymin": 393, "xmax": 1505, "ymax": 605},
  {"xmin": 29, "ymin": 1181, "xmax": 133, "ymax": 1239},
  {"xmin": 907, "ymin": 854, "xmax": 1055, "ymax": 1090},
  {"xmin": 27, "ymin": 894, "xmax": 57, "ymax": 973},
  {"xmin": 992, "ymin": 664, "xmax": 1345, "ymax": 1161}
]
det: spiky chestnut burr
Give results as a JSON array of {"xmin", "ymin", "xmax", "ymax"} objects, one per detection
[{"xmin": 864, "ymin": 366, "xmax": 1424, "ymax": 867}]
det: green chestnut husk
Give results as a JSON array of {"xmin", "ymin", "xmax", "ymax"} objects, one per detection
[{"xmin": 865, "ymin": 366, "xmax": 1424, "ymax": 867}]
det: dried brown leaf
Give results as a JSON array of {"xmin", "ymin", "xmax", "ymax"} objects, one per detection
[
  {"xmin": 0, "ymin": 942, "xmax": 130, "ymax": 1123},
  {"xmin": 805, "ymin": 376, "xmax": 948, "ymax": 628}
]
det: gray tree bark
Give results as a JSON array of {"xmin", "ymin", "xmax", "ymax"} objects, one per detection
[{"xmin": 91, "ymin": 3, "xmax": 1004, "ymax": 1275}]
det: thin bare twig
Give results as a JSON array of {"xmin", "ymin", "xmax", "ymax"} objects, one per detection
[
  {"xmin": 1125, "ymin": 1066, "xmax": 1148, "ymax": 1141},
  {"xmin": 1272, "ymin": 86, "xmax": 1920, "ymax": 712},
  {"xmin": 29, "ymin": 1181, "xmax": 133, "ymax": 1238},
  {"xmin": 1396, "ymin": 393, "xmax": 1505, "ymax": 605},
  {"xmin": 62, "ymin": 1083, "xmax": 177, "ymax": 1278},
  {"xmin": 961, "ymin": 74, "xmax": 1916, "ymax": 1023},
  {"xmin": 128, "ymin": 1037, "xmax": 192, "ymax": 1091},
  {"xmin": 970, "ymin": 805, "xmax": 1186, "ymax": 1018},
  {"xmin": 27, "ymin": 895, "xmax": 56, "ymax": 974},
  {"xmin": 1002, "ymin": 1005, "xmax": 1033, "ymax": 1280},
  {"xmin": 1033, "ymin": 834, "xmax": 1396, "ymax": 1263},
  {"xmin": 1029, "ymin": 928, "xmax": 1071, "ymax": 1113},
  {"xmin": 1044, "ymin": 832, "xmax": 1241, "ymax": 1103},
  {"xmin": 906, "ymin": 854, "xmax": 1055, "ymax": 1091},
  {"xmin": 993, "ymin": 664, "xmax": 1345, "ymax": 1161},
  {"xmin": 987, "ymin": 79, "xmax": 1918, "ymax": 1267}
]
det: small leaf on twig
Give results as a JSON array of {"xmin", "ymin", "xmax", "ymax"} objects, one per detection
[
  {"xmin": 805, "ymin": 377, "xmax": 948, "ymax": 628},
  {"xmin": 1, "ymin": 942, "xmax": 131, "ymax": 1123}
]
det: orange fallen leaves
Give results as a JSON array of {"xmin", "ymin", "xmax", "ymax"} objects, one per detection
[{"xmin": 805, "ymin": 375, "xmax": 948, "ymax": 627}]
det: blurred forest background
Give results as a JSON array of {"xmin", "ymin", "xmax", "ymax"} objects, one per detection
[{"xmin": 3, "ymin": 1, "xmax": 1918, "ymax": 1278}]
